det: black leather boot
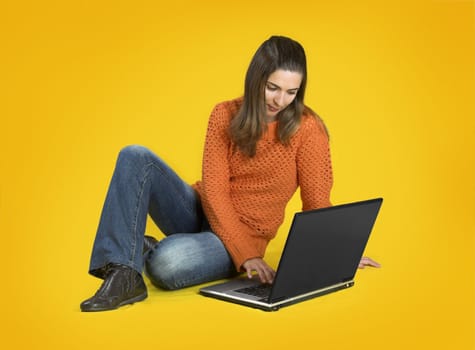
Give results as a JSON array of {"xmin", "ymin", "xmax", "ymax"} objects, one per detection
[{"xmin": 80, "ymin": 264, "xmax": 147, "ymax": 312}]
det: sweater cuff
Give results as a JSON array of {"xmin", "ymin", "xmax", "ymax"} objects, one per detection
[{"xmin": 224, "ymin": 236, "xmax": 267, "ymax": 272}]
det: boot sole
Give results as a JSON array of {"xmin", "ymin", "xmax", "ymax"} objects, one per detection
[{"xmin": 81, "ymin": 292, "xmax": 148, "ymax": 312}]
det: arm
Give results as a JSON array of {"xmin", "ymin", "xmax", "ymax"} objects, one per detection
[
  {"xmin": 296, "ymin": 117, "xmax": 380, "ymax": 269},
  {"xmin": 296, "ymin": 116, "xmax": 333, "ymax": 210},
  {"xmin": 199, "ymin": 102, "xmax": 263, "ymax": 271}
]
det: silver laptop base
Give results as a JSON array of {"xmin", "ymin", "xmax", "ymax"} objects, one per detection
[{"xmin": 200, "ymin": 280, "xmax": 354, "ymax": 312}]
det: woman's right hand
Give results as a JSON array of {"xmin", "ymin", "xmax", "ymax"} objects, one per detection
[{"xmin": 242, "ymin": 258, "xmax": 276, "ymax": 284}]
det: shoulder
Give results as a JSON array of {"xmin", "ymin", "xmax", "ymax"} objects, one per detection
[
  {"xmin": 299, "ymin": 108, "xmax": 330, "ymax": 140},
  {"xmin": 206, "ymin": 97, "xmax": 243, "ymax": 137},
  {"xmin": 211, "ymin": 97, "xmax": 243, "ymax": 121}
]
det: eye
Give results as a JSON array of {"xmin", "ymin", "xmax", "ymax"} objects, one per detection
[{"xmin": 266, "ymin": 85, "xmax": 278, "ymax": 91}]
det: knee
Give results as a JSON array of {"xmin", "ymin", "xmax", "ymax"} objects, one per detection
[
  {"xmin": 144, "ymin": 241, "xmax": 198, "ymax": 290},
  {"xmin": 116, "ymin": 145, "xmax": 154, "ymax": 171},
  {"xmin": 118, "ymin": 145, "xmax": 152, "ymax": 162}
]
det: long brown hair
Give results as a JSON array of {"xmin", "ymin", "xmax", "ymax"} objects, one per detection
[{"xmin": 229, "ymin": 36, "xmax": 314, "ymax": 157}]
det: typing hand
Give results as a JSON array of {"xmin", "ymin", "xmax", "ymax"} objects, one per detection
[{"xmin": 242, "ymin": 258, "xmax": 276, "ymax": 284}]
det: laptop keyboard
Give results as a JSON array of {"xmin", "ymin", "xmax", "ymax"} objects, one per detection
[{"xmin": 235, "ymin": 284, "xmax": 272, "ymax": 299}]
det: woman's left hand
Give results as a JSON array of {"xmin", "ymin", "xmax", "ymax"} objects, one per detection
[{"xmin": 358, "ymin": 256, "xmax": 381, "ymax": 269}]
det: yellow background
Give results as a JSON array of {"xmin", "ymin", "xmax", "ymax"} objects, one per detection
[{"xmin": 1, "ymin": 0, "xmax": 474, "ymax": 349}]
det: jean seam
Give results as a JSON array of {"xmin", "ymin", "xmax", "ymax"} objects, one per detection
[
  {"xmin": 129, "ymin": 162, "xmax": 152, "ymax": 267},
  {"xmin": 150, "ymin": 161, "xmax": 197, "ymax": 218},
  {"xmin": 129, "ymin": 159, "xmax": 197, "ymax": 267},
  {"xmin": 173, "ymin": 265, "xmax": 235, "ymax": 290}
]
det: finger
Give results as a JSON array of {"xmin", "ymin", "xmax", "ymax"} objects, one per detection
[
  {"xmin": 362, "ymin": 257, "xmax": 381, "ymax": 267},
  {"xmin": 260, "ymin": 265, "xmax": 276, "ymax": 284},
  {"xmin": 360, "ymin": 257, "xmax": 381, "ymax": 268},
  {"xmin": 265, "ymin": 266, "xmax": 276, "ymax": 284},
  {"xmin": 256, "ymin": 266, "xmax": 268, "ymax": 284},
  {"xmin": 259, "ymin": 269, "xmax": 270, "ymax": 284},
  {"xmin": 245, "ymin": 266, "xmax": 253, "ymax": 279},
  {"xmin": 252, "ymin": 263, "xmax": 269, "ymax": 284}
]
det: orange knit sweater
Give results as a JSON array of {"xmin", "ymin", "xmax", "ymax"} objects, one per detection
[{"xmin": 193, "ymin": 98, "xmax": 333, "ymax": 271}]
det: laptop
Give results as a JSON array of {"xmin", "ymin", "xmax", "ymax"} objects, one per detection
[{"xmin": 199, "ymin": 198, "xmax": 383, "ymax": 311}]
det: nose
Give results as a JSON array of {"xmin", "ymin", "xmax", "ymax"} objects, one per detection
[{"xmin": 274, "ymin": 92, "xmax": 285, "ymax": 107}]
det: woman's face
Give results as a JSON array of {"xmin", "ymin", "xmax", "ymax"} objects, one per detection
[{"xmin": 265, "ymin": 69, "xmax": 303, "ymax": 120}]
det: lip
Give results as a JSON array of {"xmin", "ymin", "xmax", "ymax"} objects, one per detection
[{"xmin": 267, "ymin": 104, "xmax": 280, "ymax": 113}]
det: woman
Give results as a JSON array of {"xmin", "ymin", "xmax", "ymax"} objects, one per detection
[{"xmin": 80, "ymin": 36, "xmax": 380, "ymax": 312}]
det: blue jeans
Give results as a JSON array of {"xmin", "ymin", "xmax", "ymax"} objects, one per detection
[{"xmin": 88, "ymin": 145, "xmax": 236, "ymax": 290}]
